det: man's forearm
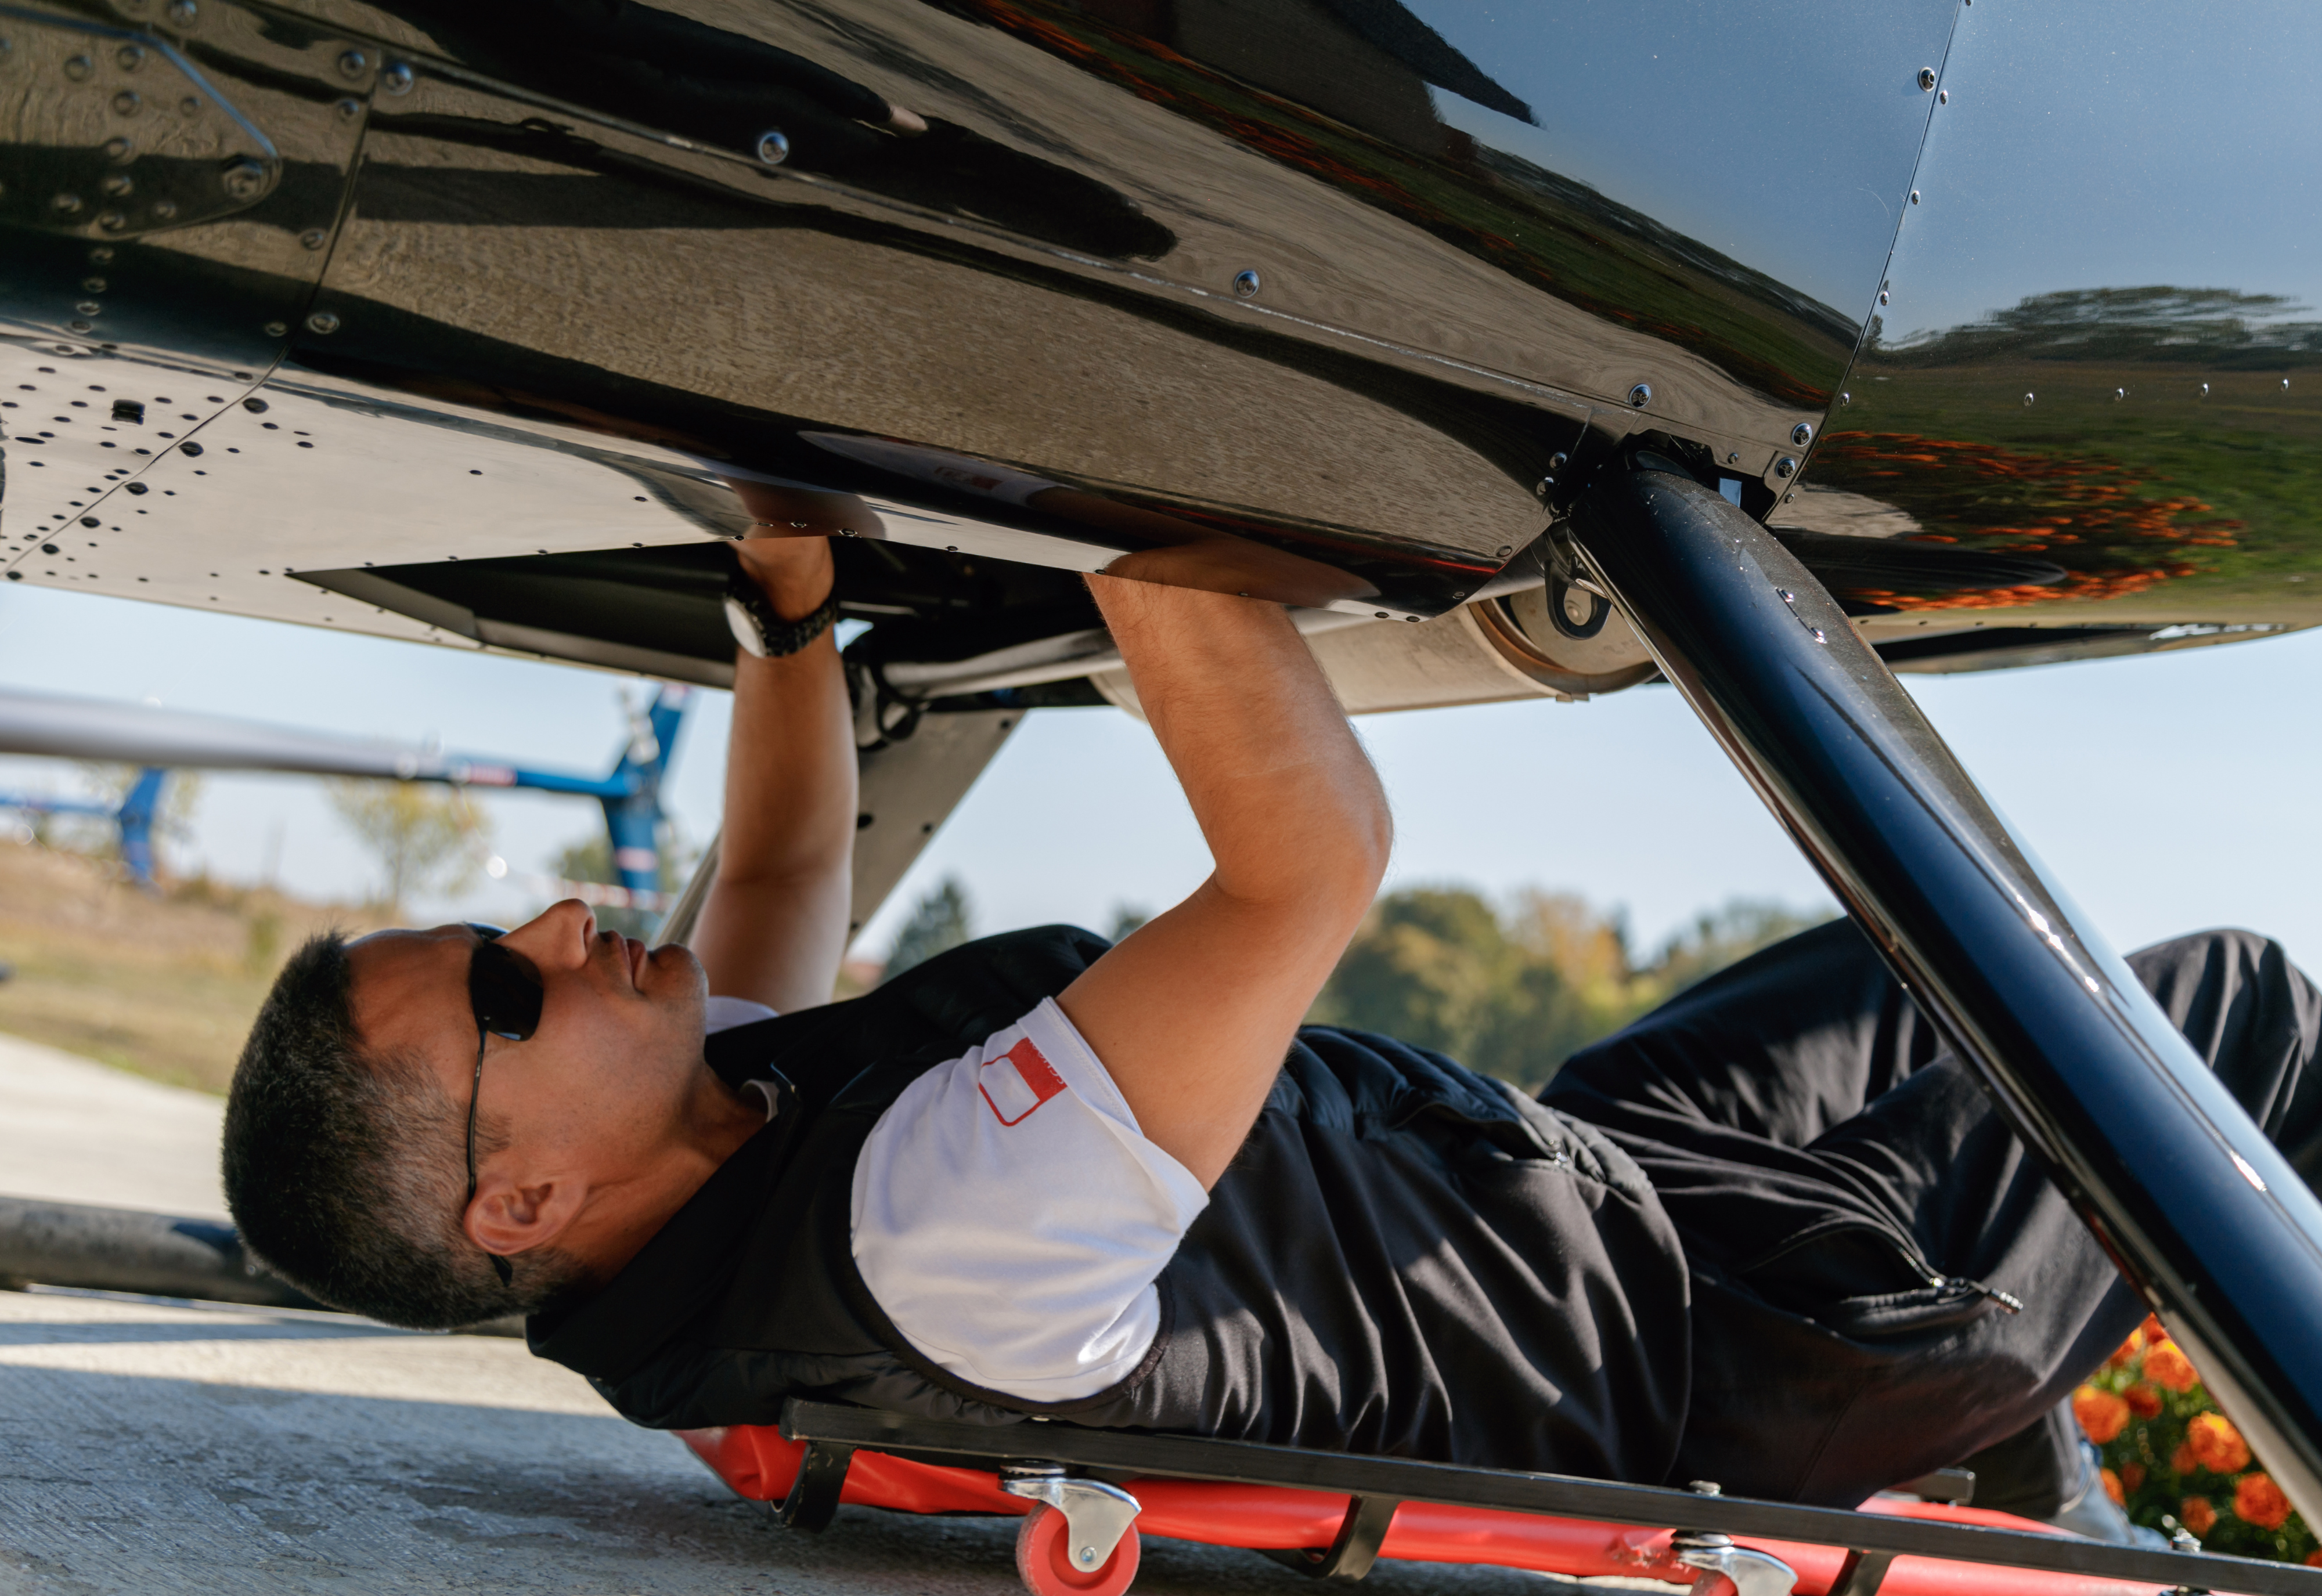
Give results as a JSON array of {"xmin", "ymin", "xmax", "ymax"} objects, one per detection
[
  {"xmin": 688, "ymin": 538, "xmax": 858, "ymax": 1012},
  {"xmin": 1090, "ymin": 574, "xmax": 1389, "ymax": 913},
  {"xmin": 1057, "ymin": 574, "xmax": 1390, "ymax": 1186}
]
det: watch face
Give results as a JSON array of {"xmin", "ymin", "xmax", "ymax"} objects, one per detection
[{"xmin": 723, "ymin": 591, "xmax": 770, "ymax": 658}]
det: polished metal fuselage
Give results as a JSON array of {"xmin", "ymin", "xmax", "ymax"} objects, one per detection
[{"xmin": 5, "ymin": 0, "xmax": 2314, "ymax": 690}]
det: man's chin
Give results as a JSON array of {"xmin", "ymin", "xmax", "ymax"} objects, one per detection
[{"xmin": 648, "ymin": 943, "xmax": 711, "ymax": 1021}]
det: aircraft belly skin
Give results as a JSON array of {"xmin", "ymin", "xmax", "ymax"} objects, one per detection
[{"xmin": 2, "ymin": 0, "xmax": 2320, "ymax": 684}]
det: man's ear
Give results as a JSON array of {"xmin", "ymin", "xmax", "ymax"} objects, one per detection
[{"xmin": 466, "ymin": 1170, "xmax": 587, "ymax": 1259}]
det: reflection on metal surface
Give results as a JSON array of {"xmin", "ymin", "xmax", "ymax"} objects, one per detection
[
  {"xmin": 0, "ymin": 0, "xmax": 2312, "ymax": 682},
  {"xmin": 0, "ymin": 4, "xmax": 280, "ymax": 241},
  {"xmin": 1816, "ymin": 0, "xmax": 2322, "ymax": 630}
]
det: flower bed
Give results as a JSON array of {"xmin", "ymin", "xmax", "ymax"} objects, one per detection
[{"xmin": 2075, "ymin": 1315, "xmax": 2313, "ymax": 1562}]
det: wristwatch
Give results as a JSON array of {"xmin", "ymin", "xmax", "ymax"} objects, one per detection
[{"xmin": 723, "ymin": 565, "xmax": 840, "ymax": 659}]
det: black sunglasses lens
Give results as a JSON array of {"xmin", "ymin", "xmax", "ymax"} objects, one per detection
[{"xmin": 469, "ymin": 938, "xmax": 543, "ymax": 1041}]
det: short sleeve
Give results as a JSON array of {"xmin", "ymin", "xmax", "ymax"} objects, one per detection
[{"xmin": 849, "ymin": 999, "xmax": 1207, "ymax": 1400}]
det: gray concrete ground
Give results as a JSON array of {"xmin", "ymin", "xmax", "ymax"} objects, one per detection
[
  {"xmin": 0, "ymin": 1034, "xmax": 226, "ymax": 1218},
  {"xmin": 0, "ymin": 1035, "xmax": 1587, "ymax": 1595}
]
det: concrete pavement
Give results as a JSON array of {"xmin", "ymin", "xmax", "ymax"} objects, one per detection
[
  {"xmin": 0, "ymin": 1032, "xmax": 226, "ymax": 1218},
  {"xmin": 0, "ymin": 1290, "xmax": 1584, "ymax": 1595}
]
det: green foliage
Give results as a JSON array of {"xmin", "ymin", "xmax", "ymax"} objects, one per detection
[
  {"xmin": 1311, "ymin": 887, "xmax": 1830, "ymax": 1092},
  {"xmin": 884, "ymin": 877, "xmax": 973, "ymax": 981},
  {"xmin": 326, "ymin": 779, "xmax": 488, "ymax": 915},
  {"xmin": 2079, "ymin": 1324, "xmax": 2314, "ymax": 1562}
]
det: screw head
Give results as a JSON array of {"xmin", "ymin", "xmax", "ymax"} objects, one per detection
[
  {"xmin": 1937, "ymin": 88, "xmax": 1949, "ymax": 104},
  {"xmin": 1232, "ymin": 268, "xmax": 1261, "ymax": 298},
  {"xmin": 1627, "ymin": 382, "xmax": 1652, "ymax": 408},
  {"xmin": 334, "ymin": 96, "xmax": 361, "ymax": 120},
  {"xmin": 1775, "ymin": 456, "xmax": 1797, "ymax": 478},
  {"xmin": 336, "ymin": 48, "xmax": 367, "ymax": 80},
  {"xmin": 306, "ymin": 310, "xmax": 340, "ymax": 334},
  {"xmin": 218, "ymin": 157, "xmax": 268, "ymax": 201},
  {"xmin": 756, "ymin": 128, "xmax": 790, "ymax": 166},
  {"xmin": 150, "ymin": 197, "xmax": 175, "ymax": 219},
  {"xmin": 1877, "ymin": 290, "xmax": 1890, "ymax": 305},
  {"xmin": 263, "ymin": 320, "xmax": 287, "ymax": 337},
  {"xmin": 300, "ymin": 228, "xmax": 328, "ymax": 250},
  {"xmin": 1840, "ymin": 391, "xmax": 1851, "ymax": 406},
  {"xmin": 99, "ymin": 174, "xmax": 131, "ymax": 198},
  {"xmin": 166, "ymin": 0, "xmax": 197, "ymax": 24},
  {"xmin": 2023, "ymin": 391, "xmax": 2035, "ymax": 406},
  {"xmin": 1790, "ymin": 422, "xmax": 1813, "ymax": 446},
  {"xmin": 1495, "ymin": 544, "xmax": 1513, "ymax": 558},
  {"xmin": 380, "ymin": 61, "xmax": 414, "ymax": 95},
  {"xmin": 63, "ymin": 53, "xmax": 93, "ymax": 81},
  {"xmin": 111, "ymin": 89, "xmax": 140, "ymax": 116},
  {"xmin": 1548, "ymin": 452, "xmax": 1569, "ymax": 471},
  {"xmin": 1078, "ymin": 1548, "xmax": 1098, "ymax": 1566},
  {"xmin": 103, "ymin": 135, "xmax": 132, "ymax": 163},
  {"xmin": 1909, "ymin": 189, "xmax": 1920, "ymax": 205},
  {"xmin": 75, "ymin": 301, "xmax": 101, "ymax": 316},
  {"xmin": 1917, "ymin": 67, "xmax": 1937, "ymax": 91},
  {"xmin": 117, "ymin": 43, "xmax": 146, "ymax": 70}
]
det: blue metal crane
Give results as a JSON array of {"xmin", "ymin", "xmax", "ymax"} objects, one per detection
[{"xmin": 0, "ymin": 685, "xmax": 691, "ymax": 900}]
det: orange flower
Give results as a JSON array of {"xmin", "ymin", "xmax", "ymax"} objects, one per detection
[
  {"xmin": 2144, "ymin": 1340, "xmax": 2201, "ymax": 1393},
  {"xmin": 2107, "ymin": 1328, "xmax": 2146, "ymax": 1369},
  {"xmin": 2236, "ymin": 1473, "xmax": 2293, "ymax": 1531},
  {"xmin": 2101, "ymin": 1468, "xmax": 2126, "ymax": 1506},
  {"xmin": 2122, "ymin": 1462, "xmax": 2147, "ymax": 1492},
  {"xmin": 2142, "ymin": 1313, "xmax": 2168, "ymax": 1344},
  {"xmin": 2125, "ymin": 1384, "xmax": 2164, "ymax": 1419},
  {"xmin": 2074, "ymin": 1385, "xmax": 2132, "ymax": 1443},
  {"xmin": 2186, "ymin": 1413, "xmax": 2252, "ymax": 1475},
  {"xmin": 2306, "ymin": 1550, "xmax": 2322, "ymax": 1568},
  {"xmin": 2182, "ymin": 1497, "xmax": 2218, "ymax": 1537}
]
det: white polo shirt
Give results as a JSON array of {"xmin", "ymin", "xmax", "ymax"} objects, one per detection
[{"xmin": 705, "ymin": 995, "xmax": 1208, "ymax": 1400}]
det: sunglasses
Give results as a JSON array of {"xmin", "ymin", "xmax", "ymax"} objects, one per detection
[{"xmin": 464, "ymin": 924, "xmax": 545, "ymax": 1288}]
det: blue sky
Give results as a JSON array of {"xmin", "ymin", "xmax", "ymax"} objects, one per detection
[{"xmin": 0, "ymin": 583, "xmax": 2314, "ymax": 975}]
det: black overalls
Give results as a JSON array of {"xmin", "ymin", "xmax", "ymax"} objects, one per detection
[{"xmin": 1547, "ymin": 920, "xmax": 2322, "ymax": 1511}]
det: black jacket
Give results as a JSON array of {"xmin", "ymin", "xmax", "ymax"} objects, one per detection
[{"xmin": 528, "ymin": 926, "xmax": 1690, "ymax": 1480}]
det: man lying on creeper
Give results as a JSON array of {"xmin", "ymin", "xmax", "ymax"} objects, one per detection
[{"xmin": 225, "ymin": 527, "xmax": 2322, "ymax": 1541}]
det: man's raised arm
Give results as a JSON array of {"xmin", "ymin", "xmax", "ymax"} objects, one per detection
[
  {"xmin": 1058, "ymin": 575, "xmax": 1391, "ymax": 1188},
  {"xmin": 689, "ymin": 535, "xmax": 858, "ymax": 1013}
]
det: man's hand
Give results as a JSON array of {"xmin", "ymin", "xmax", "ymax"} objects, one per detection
[
  {"xmin": 688, "ymin": 532, "xmax": 857, "ymax": 1014},
  {"xmin": 1057, "ymin": 576, "xmax": 1390, "ymax": 1188}
]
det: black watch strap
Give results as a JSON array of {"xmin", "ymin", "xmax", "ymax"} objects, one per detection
[{"xmin": 724, "ymin": 566, "xmax": 839, "ymax": 659}]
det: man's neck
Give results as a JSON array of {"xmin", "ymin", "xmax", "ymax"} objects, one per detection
[{"xmin": 561, "ymin": 1067, "xmax": 768, "ymax": 1287}]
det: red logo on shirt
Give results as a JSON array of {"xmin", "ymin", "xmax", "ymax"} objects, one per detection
[{"xmin": 980, "ymin": 1037, "xmax": 1068, "ymax": 1125}]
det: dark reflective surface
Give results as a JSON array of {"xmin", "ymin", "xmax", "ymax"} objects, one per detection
[
  {"xmin": 2, "ymin": 0, "xmax": 1974, "ymax": 637},
  {"xmin": 1813, "ymin": 0, "xmax": 2322, "ymax": 631}
]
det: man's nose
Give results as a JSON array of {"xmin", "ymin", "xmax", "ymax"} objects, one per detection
[{"xmin": 497, "ymin": 898, "xmax": 598, "ymax": 969}]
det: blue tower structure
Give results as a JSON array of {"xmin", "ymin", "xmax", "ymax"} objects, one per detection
[
  {"xmin": 0, "ymin": 685, "xmax": 695, "ymax": 905},
  {"xmin": 0, "ymin": 766, "xmax": 171, "ymax": 889},
  {"xmin": 459, "ymin": 686, "xmax": 691, "ymax": 900}
]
